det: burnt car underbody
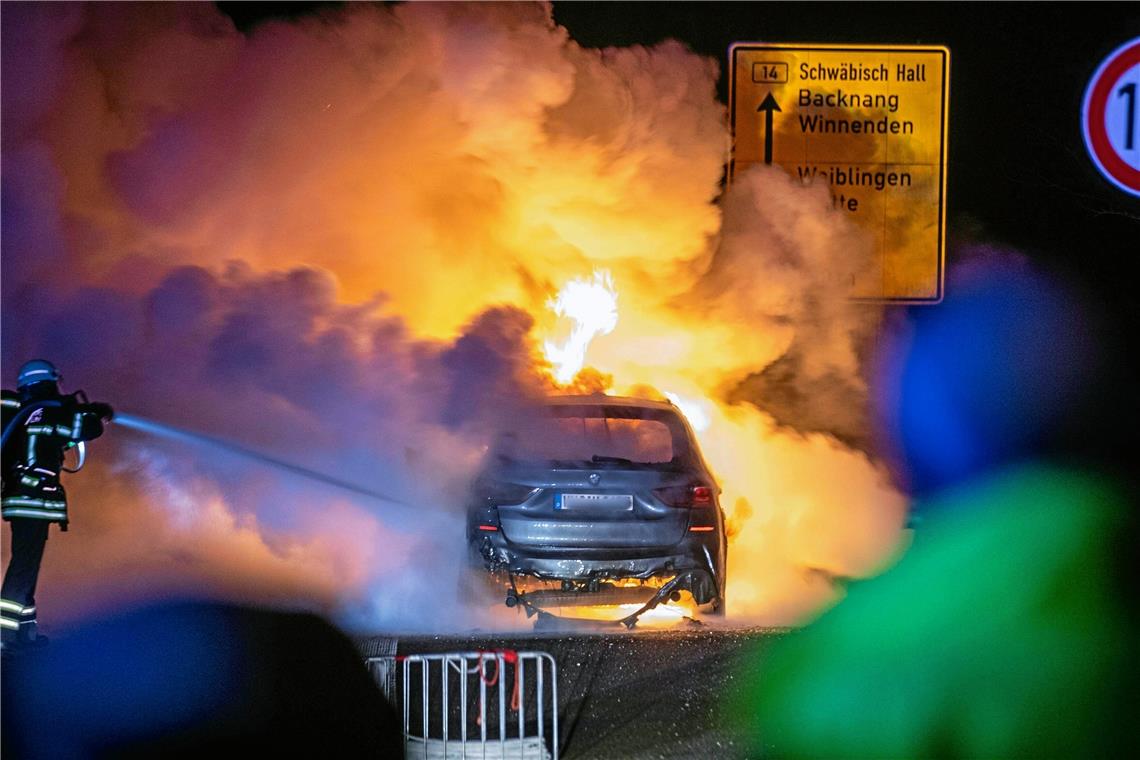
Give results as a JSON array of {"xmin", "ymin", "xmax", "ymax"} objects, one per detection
[
  {"xmin": 464, "ymin": 396, "xmax": 727, "ymax": 626},
  {"xmin": 474, "ymin": 540, "xmax": 720, "ymax": 628}
]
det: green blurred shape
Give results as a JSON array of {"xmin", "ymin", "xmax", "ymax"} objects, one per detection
[{"xmin": 732, "ymin": 464, "xmax": 1136, "ymax": 758}]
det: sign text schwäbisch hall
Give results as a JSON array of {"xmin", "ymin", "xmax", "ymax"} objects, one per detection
[{"xmin": 730, "ymin": 44, "xmax": 949, "ymax": 303}]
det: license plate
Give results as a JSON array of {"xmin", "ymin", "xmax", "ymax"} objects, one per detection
[{"xmin": 555, "ymin": 493, "xmax": 634, "ymax": 511}]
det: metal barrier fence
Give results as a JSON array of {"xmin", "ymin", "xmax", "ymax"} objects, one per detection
[{"xmin": 366, "ymin": 650, "xmax": 559, "ymax": 760}]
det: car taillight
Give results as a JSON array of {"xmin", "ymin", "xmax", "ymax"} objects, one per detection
[
  {"xmin": 653, "ymin": 483, "xmax": 715, "ymax": 508},
  {"xmin": 473, "ymin": 479, "xmax": 539, "ymax": 505}
]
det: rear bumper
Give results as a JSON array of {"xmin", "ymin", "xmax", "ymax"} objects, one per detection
[{"xmin": 471, "ymin": 532, "xmax": 724, "ymax": 605}]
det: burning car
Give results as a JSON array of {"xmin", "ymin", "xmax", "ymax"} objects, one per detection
[{"xmin": 465, "ymin": 394, "xmax": 727, "ymax": 624}]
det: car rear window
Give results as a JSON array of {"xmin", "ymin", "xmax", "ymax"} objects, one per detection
[{"xmin": 494, "ymin": 405, "xmax": 693, "ymax": 468}]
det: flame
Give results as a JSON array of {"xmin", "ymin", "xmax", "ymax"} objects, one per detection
[
  {"xmin": 2, "ymin": 2, "xmax": 911, "ymax": 631},
  {"xmin": 543, "ymin": 270, "xmax": 619, "ymax": 384},
  {"xmin": 664, "ymin": 392, "xmax": 711, "ymax": 433},
  {"xmin": 532, "ymin": 267, "xmax": 907, "ymax": 625},
  {"xmin": 543, "ymin": 602, "xmax": 699, "ymax": 628},
  {"xmin": 617, "ymin": 603, "xmax": 698, "ymax": 627}
]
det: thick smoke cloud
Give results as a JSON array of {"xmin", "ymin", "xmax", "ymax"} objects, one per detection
[
  {"xmin": 4, "ymin": 2, "xmax": 724, "ymax": 329},
  {"xmin": 5, "ymin": 261, "xmax": 552, "ymax": 629},
  {"xmin": 3, "ymin": 1, "xmax": 903, "ymax": 630},
  {"xmin": 701, "ymin": 166, "xmax": 880, "ymax": 448}
]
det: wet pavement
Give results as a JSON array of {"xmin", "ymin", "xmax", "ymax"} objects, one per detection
[{"xmin": 358, "ymin": 624, "xmax": 787, "ymax": 759}]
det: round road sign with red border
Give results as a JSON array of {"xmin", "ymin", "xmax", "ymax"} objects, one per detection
[{"xmin": 1082, "ymin": 37, "xmax": 1140, "ymax": 196}]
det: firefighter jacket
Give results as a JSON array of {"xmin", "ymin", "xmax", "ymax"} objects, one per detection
[{"xmin": 2, "ymin": 389, "xmax": 106, "ymax": 528}]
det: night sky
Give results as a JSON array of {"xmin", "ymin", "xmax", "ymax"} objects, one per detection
[{"xmin": 220, "ymin": 2, "xmax": 1139, "ymax": 304}]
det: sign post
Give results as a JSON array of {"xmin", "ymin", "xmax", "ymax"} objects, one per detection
[
  {"xmin": 1081, "ymin": 37, "xmax": 1140, "ymax": 198},
  {"xmin": 730, "ymin": 44, "xmax": 950, "ymax": 303}
]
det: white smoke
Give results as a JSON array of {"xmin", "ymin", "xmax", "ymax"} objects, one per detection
[{"xmin": 2, "ymin": 1, "xmax": 905, "ymax": 632}]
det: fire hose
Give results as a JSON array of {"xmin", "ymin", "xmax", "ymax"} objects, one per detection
[
  {"xmin": 114, "ymin": 413, "xmax": 419, "ymax": 508},
  {"xmin": 5, "ymin": 401, "xmax": 415, "ymax": 509}
]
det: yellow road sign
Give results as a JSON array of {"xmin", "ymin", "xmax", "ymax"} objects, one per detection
[{"xmin": 729, "ymin": 44, "xmax": 950, "ymax": 303}]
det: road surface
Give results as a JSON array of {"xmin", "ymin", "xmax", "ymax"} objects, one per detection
[{"xmin": 358, "ymin": 624, "xmax": 786, "ymax": 759}]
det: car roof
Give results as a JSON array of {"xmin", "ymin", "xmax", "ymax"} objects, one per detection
[{"xmin": 542, "ymin": 393, "xmax": 678, "ymax": 412}]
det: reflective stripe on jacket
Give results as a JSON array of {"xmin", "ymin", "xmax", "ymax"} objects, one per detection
[{"xmin": 2, "ymin": 389, "xmax": 102, "ymax": 526}]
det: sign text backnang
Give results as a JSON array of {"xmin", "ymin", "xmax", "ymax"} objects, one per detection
[{"xmin": 730, "ymin": 44, "xmax": 949, "ymax": 303}]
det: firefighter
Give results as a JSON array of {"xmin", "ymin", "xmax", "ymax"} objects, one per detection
[{"xmin": 1, "ymin": 360, "xmax": 113, "ymax": 649}]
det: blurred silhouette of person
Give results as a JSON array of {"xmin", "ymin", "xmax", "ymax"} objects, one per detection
[
  {"xmin": 1, "ymin": 600, "xmax": 404, "ymax": 758},
  {"xmin": 733, "ymin": 257, "xmax": 1137, "ymax": 757}
]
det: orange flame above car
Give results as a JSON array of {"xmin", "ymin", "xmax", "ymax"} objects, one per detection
[{"xmin": 6, "ymin": 1, "xmax": 909, "ymax": 629}]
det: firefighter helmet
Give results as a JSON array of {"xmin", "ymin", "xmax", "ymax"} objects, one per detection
[{"xmin": 16, "ymin": 359, "xmax": 62, "ymax": 389}]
